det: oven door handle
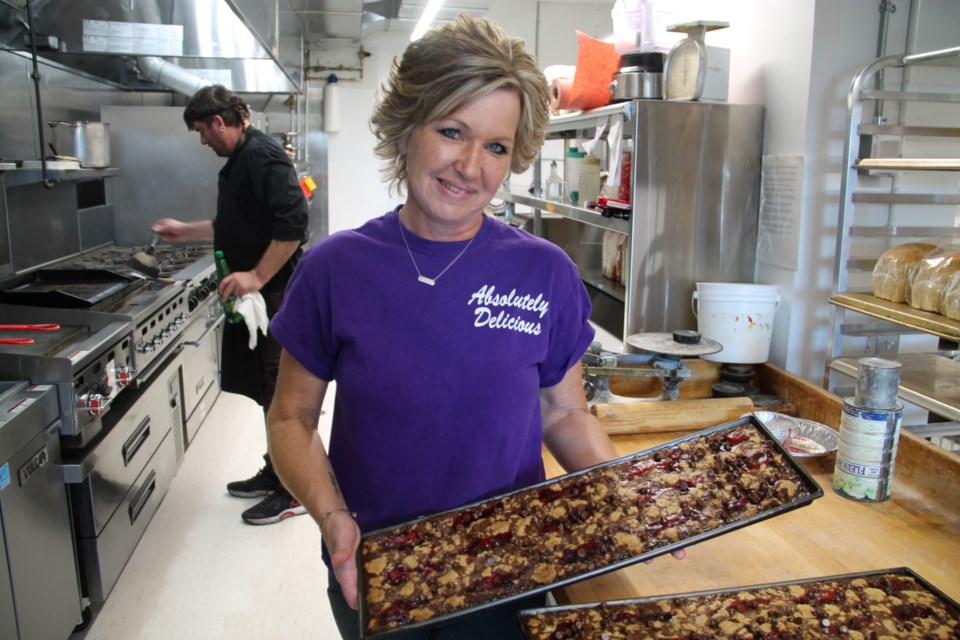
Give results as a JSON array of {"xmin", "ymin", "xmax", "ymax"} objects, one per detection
[{"xmin": 181, "ymin": 313, "xmax": 225, "ymax": 348}]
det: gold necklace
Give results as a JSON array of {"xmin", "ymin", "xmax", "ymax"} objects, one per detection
[{"xmin": 398, "ymin": 217, "xmax": 477, "ymax": 286}]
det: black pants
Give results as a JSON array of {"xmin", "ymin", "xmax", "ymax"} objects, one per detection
[{"xmin": 326, "ymin": 574, "xmax": 544, "ymax": 639}]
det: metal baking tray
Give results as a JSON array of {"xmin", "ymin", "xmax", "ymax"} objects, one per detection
[
  {"xmin": 358, "ymin": 415, "xmax": 824, "ymax": 637},
  {"xmin": 516, "ymin": 567, "xmax": 960, "ymax": 638}
]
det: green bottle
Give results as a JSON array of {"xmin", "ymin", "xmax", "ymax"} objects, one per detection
[{"xmin": 214, "ymin": 250, "xmax": 243, "ymax": 324}]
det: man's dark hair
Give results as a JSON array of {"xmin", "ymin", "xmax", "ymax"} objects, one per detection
[{"xmin": 183, "ymin": 84, "xmax": 250, "ymax": 129}]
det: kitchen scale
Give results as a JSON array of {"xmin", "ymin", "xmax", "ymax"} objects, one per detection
[
  {"xmin": 663, "ymin": 20, "xmax": 729, "ymax": 101},
  {"xmin": 582, "ymin": 330, "xmax": 722, "ymax": 403}
]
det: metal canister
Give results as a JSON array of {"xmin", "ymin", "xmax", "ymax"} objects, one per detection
[{"xmin": 833, "ymin": 358, "xmax": 903, "ymax": 502}]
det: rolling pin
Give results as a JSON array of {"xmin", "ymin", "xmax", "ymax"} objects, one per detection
[{"xmin": 591, "ymin": 396, "xmax": 756, "ymax": 435}]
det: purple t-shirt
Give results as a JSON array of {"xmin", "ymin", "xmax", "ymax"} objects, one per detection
[{"xmin": 270, "ymin": 208, "xmax": 594, "ymax": 533}]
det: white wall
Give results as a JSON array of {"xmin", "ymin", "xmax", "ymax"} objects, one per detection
[{"xmin": 316, "ymin": 0, "xmax": 960, "ymax": 385}]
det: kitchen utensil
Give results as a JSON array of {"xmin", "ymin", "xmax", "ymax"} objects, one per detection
[
  {"xmin": 47, "ymin": 121, "xmax": 110, "ymax": 168},
  {"xmin": 664, "ymin": 20, "xmax": 728, "ymax": 100},
  {"xmin": 610, "ymin": 51, "xmax": 665, "ymax": 101},
  {"xmin": 0, "ymin": 323, "xmax": 61, "ymax": 331},
  {"xmin": 0, "ymin": 338, "xmax": 35, "ymax": 345},
  {"xmin": 126, "ymin": 233, "xmax": 161, "ymax": 278}
]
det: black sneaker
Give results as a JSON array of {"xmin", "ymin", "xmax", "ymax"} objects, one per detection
[
  {"xmin": 241, "ymin": 490, "xmax": 307, "ymax": 525},
  {"xmin": 226, "ymin": 465, "xmax": 281, "ymax": 498}
]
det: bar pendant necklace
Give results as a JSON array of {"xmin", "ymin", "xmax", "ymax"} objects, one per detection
[{"xmin": 399, "ymin": 216, "xmax": 477, "ymax": 286}]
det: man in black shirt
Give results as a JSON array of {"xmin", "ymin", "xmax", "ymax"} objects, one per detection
[{"xmin": 152, "ymin": 85, "xmax": 309, "ymax": 525}]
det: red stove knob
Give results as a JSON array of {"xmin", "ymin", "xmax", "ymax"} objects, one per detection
[
  {"xmin": 116, "ymin": 366, "xmax": 135, "ymax": 387},
  {"xmin": 85, "ymin": 393, "xmax": 105, "ymax": 416}
]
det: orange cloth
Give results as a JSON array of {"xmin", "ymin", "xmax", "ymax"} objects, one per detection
[{"xmin": 551, "ymin": 32, "xmax": 621, "ymax": 112}]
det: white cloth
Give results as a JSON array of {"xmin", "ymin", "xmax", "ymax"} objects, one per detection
[{"xmin": 236, "ymin": 292, "xmax": 269, "ymax": 349}]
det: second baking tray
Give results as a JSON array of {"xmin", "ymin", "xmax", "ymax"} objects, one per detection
[
  {"xmin": 517, "ymin": 567, "xmax": 960, "ymax": 638},
  {"xmin": 358, "ymin": 416, "xmax": 823, "ymax": 637}
]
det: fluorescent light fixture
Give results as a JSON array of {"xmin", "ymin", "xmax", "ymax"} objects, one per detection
[{"xmin": 410, "ymin": 0, "xmax": 444, "ymax": 42}]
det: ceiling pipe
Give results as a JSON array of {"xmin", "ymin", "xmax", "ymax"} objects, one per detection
[
  {"xmin": 136, "ymin": 55, "xmax": 211, "ymax": 96},
  {"xmin": 133, "ymin": 0, "xmax": 209, "ymax": 96}
]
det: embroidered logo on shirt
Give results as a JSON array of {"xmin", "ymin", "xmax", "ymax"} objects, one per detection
[{"xmin": 468, "ymin": 285, "xmax": 549, "ymax": 335}]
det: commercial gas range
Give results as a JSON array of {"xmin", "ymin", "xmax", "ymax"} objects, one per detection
[
  {"xmin": 0, "ymin": 242, "xmax": 222, "ymax": 605},
  {"xmin": 0, "ymin": 244, "xmax": 219, "ymax": 444}
]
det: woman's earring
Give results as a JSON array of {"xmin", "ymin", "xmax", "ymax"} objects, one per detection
[{"xmin": 219, "ymin": 126, "xmax": 225, "ymax": 132}]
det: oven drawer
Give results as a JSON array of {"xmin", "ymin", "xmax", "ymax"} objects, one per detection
[
  {"xmin": 66, "ymin": 356, "xmax": 177, "ymax": 537},
  {"xmin": 76, "ymin": 427, "xmax": 178, "ymax": 603}
]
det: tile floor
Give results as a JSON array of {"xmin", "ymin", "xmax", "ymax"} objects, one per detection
[
  {"xmin": 75, "ymin": 387, "xmax": 340, "ymax": 640},
  {"xmin": 74, "ymin": 323, "xmax": 622, "ymax": 640}
]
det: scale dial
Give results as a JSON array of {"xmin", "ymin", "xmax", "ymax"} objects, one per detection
[
  {"xmin": 664, "ymin": 37, "xmax": 707, "ymax": 101},
  {"xmin": 663, "ymin": 20, "xmax": 728, "ymax": 101}
]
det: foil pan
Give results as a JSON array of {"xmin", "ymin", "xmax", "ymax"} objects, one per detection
[
  {"xmin": 749, "ymin": 411, "xmax": 840, "ymax": 457},
  {"xmin": 357, "ymin": 416, "xmax": 823, "ymax": 637},
  {"xmin": 517, "ymin": 567, "xmax": 960, "ymax": 639}
]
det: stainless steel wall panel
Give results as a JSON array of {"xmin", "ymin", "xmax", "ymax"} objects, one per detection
[
  {"xmin": 79, "ymin": 205, "xmax": 116, "ymax": 251},
  {"xmin": 101, "ymin": 105, "xmax": 223, "ymax": 245},
  {"xmin": 625, "ymin": 101, "xmax": 763, "ymax": 338},
  {"xmin": 5, "ymin": 181, "xmax": 80, "ymax": 270}
]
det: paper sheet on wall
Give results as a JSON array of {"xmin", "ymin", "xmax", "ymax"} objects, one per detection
[{"xmin": 757, "ymin": 155, "xmax": 803, "ymax": 270}]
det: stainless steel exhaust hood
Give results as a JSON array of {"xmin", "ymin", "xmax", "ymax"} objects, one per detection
[
  {"xmin": 0, "ymin": 0, "xmax": 373, "ymax": 94},
  {"xmin": 0, "ymin": 0, "xmax": 502, "ymax": 94}
]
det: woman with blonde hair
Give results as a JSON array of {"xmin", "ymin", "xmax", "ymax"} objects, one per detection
[{"xmin": 266, "ymin": 14, "xmax": 667, "ymax": 638}]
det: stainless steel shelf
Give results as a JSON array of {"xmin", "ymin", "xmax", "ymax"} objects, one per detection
[
  {"xmin": 581, "ymin": 269, "xmax": 625, "ymax": 302},
  {"xmin": 544, "ymin": 102, "xmax": 631, "ymax": 137},
  {"xmin": 848, "ymin": 224, "xmax": 960, "ymax": 236},
  {"xmin": 855, "ymin": 158, "xmax": 960, "ymax": 171},
  {"xmin": 498, "ymin": 190, "xmax": 631, "ymax": 234},
  {"xmin": 858, "ymin": 124, "xmax": 960, "ymax": 137},
  {"xmin": 829, "ymin": 354, "xmax": 960, "ymax": 421},
  {"xmin": 853, "ymin": 193, "xmax": 960, "ymax": 205},
  {"xmin": 830, "ymin": 292, "xmax": 960, "ymax": 343},
  {"xmin": 861, "ymin": 89, "xmax": 960, "ymax": 103},
  {"xmin": 1, "ymin": 167, "xmax": 119, "ymax": 187}
]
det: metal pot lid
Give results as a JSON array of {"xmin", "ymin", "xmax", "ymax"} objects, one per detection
[{"xmin": 626, "ymin": 330, "xmax": 722, "ymax": 357}]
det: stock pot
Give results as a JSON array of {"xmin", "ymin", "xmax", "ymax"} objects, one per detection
[{"xmin": 47, "ymin": 121, "xmax": 111, "ymax": 168}]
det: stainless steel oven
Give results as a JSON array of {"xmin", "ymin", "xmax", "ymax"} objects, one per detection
[
  {"xmin": 178, "ymin": 267, "xmax": 222, "ymax": 447},
  {"xmin": 64, "ymin": 349, "xmax": 183, "ymax": 603},
  {"xmin": 0, "ymin": 242, "xmax": 219, "ymax": 609}
]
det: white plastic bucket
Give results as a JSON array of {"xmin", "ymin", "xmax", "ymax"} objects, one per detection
[{"xmin": 691, "ymin": 282, "xmax": 781, "ymax": 364}]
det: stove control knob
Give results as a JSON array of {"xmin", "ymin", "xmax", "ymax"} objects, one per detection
[
  {"xmin": 137, "ymin": 341, "xmax": 154, "ymax": 353},
  {"xmin": 188, "ymin": 295, "xmax": 199, "ymax": 311},
  {"xmin": 85, "ymin": 393, "xmax": 105, "ymax": 416},
  {"xmin": 116, "ymin": 366, "xmax": 136, "ymax": 387}
]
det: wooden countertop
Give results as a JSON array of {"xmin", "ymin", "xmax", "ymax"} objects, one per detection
[{"xmin": 544, "ymin": 363, "xmax": 960, "ymax": 605}]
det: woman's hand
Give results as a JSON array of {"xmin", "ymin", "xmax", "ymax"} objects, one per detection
[{"xmin": 322, "ymin": 510, "xmax": 363, "ymax": 610}]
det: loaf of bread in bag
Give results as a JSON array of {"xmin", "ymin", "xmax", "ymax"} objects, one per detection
[
  {"xmin": 872, "ymin": 242, "xmax": 936, "ymax": 302},
  {"xmin": 908, "ymin": 245, "xmax": 960, "ymax": 312}
]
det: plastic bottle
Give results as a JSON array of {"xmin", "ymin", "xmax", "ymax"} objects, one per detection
[
  {"xmin": 564, "ymin": 147, "xmax": 586, "ymax": 205},
  {"xmin": 214, "ymin": 250, "xmax": 243, "ymax": 324},
  {"xmin": 545, "ymin": 160, "xmax": 563, "ymax": 201},
  {"xmin": 579, "ymin": 155, "xmax": 602, "ymax": 205}
]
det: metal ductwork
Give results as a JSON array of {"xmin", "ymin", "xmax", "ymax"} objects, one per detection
[
  {"xmin": 0, "ymin": 0, "xmax": 320, "ymax": 94},
  {"xmin": 136, "ymin": 55, "xmax": 209, "ymax": 96}
]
